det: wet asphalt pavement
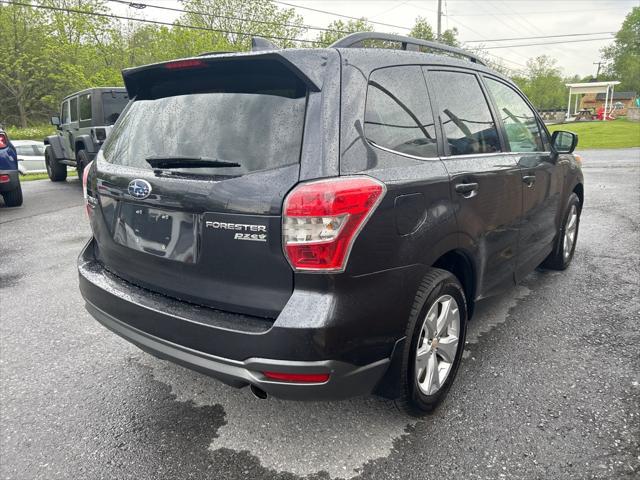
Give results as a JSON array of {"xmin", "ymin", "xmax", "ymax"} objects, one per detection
[{"xmin": 0, "ymin": 149, "xmax": 638, "ymax": 480}]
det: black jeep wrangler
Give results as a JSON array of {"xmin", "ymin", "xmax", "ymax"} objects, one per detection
[
  {"xmin": 44, "ymin": 87, "xmax": 129, "ymax": 182},
  {"xmin": 78, "ymin": 33, "xmax": 583, "ymax": 415}
]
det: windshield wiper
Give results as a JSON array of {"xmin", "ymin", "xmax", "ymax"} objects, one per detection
[{"xmin": 145, "ymin": 156, "xmax": 240, "ymax": 169}]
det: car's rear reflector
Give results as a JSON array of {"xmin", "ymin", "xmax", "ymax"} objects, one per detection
[
  {"xmin": 0, "ymin": 174, "xmax": 10, "ymax": 183},
  {"xmin": 262, "ymin": 371, "xmax": 330, "ymax": 383},
  {"xmin": 282, "ymin": 176, "xmax": 386, "ymax": 272},
  {"xmin": 164, "ymin": 59, "xmax": 206, "ymax": 70}
]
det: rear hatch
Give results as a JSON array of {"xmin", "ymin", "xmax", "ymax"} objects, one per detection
[{"xmin": 90, "ymin": 55, "xmax": 313, "ymax": 318}]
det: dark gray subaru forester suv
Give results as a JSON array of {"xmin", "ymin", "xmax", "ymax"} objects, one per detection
[{"xmin": 78, "ymin": 33, "xmax": 583, "ymax": 415}]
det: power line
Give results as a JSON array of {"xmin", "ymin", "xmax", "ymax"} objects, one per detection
[
  {"xmin": 271, "ymin": 0, "xmax": 412, "ymax": 31},
  {"xmin": 466, "ymin": 31, "xmax": 617, "ymax": 43},
  {"xmin": 484, "ymin": 36, "xmax": 615, "ymax": 49},
  {"xmin": 0, "ymin": 0, "xmax": 323, "ymax": 44},
  {"xmin": 108, "ymin": 0, "xmax": 353, "ymax": 35}
]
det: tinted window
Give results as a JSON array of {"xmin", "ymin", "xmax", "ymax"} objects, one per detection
[
  {"xmin": 79, "ymin": 93, "xmax": 92, "ymax": 121},
  {"xmin": 428, "ymin": 70, "xmax": 500, "ymax": 156},
  {"xmin": 102, "ymin": 91, "xmax": 129, "ymax": 124},
  {"xmin": 485, "ymin": 78, "xmax": 545, "ymax": 152},
  {"xmin": 69, "ymin": 97, "xmax": 78, "ymax": 122},
  {"xmin": 61, "ymin": 101, "xmax": 70, "ymax": 124},
  {"xmin": 103, "ymin": 72, "xmax": 307, "ymax": 177},
  {"xmin": 365, "ymin": 66, "xmax": 437, "ymax": 158}
]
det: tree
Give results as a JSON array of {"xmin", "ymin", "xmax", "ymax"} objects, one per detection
[
  {"xmin": 602, "ymin": 6, "xmax": 640, "ymax": 93},
  {"xmin": 179, "ymin": 0, "xmax": 306, "ymax": 49},
  {"xmin": 514, "ymin": 56, "xmax": 566, "ymax": 110},
  {"xmin": 409, "ymin": 16, "xmax": 459, "ymax": 47},
  {"xmin": 315, "ymin": 18, "xmax": 373, "ymax": 47}
]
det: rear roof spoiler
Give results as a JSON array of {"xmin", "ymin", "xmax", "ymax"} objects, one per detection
[{"xmin": 122, "ymin": 50, "xmax": 324, "ymax": 98}]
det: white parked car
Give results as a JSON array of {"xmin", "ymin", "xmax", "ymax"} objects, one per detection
[{"xmin": 13, "ymin": 140, "xmax": 46, "ymax": 174}]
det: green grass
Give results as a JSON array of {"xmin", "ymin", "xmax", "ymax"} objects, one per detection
[
  {"xmin": 5, "ymin": 124, "xmax": 55, "ymax": 141},
  {"xmin": 21, "ymin": 171, "xmax": 77, "ymax": 182},
  {"xmin": 548, "ymin": 118, "xmax": 640, "ymax": 149}
]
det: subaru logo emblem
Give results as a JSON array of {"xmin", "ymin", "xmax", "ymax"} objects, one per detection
[{"xmin": 128, "ymin": 179, "xmax": 152, "ymax": 199}]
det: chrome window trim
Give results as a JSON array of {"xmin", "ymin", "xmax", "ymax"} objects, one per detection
[{"xmin": 367, "ymin": 140, "xmax": 440, "ymax": 161}]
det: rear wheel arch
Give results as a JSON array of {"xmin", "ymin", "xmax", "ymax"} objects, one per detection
[{"xmin": 432, "ymin": 249, "xmax": 476, "ymax": 319}]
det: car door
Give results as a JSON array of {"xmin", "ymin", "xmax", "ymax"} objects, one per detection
[
  {"xmin": 58, "ymin": 99, "xmax": 73, "ymax": 159},
  {"xmin": 78, "ymin": 92, "xmax": 93, "ymax": 141},
  {"xmin": 425, "ymin": 68, "xmax": 522, "ymax": 299},
  {"xmin": 67, "ymin": 96, "xmax": 79, "ymax": 158},
  {"xmin": 483, "ymin": 76, "xmax": 564, "ymax": 280}
]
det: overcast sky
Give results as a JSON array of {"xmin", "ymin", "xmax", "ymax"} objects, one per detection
[{"xmin": 109, "ymin": 0, "xmax": 636, "ymax": 77}]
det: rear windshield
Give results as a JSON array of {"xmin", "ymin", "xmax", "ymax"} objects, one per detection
[
  {"xmin": 101, "ymin": 91, "xmax": 129, "ymax": 124},
  {"xmin": 102, "ymin": 68, "xmax": 307, "ymax": 177}
]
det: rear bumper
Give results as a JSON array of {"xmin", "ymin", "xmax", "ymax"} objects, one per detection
[
  {"xmin": 0, "ymin": 170, "xmax": 19, "ymax": 192},
  {"xmin": 78, "ymin": 238, "xmax": 405, "ymax": 400}
]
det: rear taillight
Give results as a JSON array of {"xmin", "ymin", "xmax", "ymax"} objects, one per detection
[
  {"xmin": 282, "ymin": 176, "xmax": 386, "ymax": 272},
  {"xmin": 82, "ymin": 161, "xmax": 94, "ymax": 217},
  {"xmin": 0, "ymin": 174, "xmax": 10, "ymax": 183},
  {"xmin": 0, "ymin": 134, "xmax": 8, "ymax": 149}
]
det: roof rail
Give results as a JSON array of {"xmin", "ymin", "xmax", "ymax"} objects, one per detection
[{"xmin": 330, "ymin": 32, "xmax": 486, "ymax": 66}]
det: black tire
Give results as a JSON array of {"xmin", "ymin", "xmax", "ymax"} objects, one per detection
[
  {"xmin": 2, "ymin": 181, "xmax": 23, "ymax": 207},
  {"xmin": 45, "ymin": 145, "xmax": 67, "ymax": 182},
  {"xmin": 542, "ymin": 193, "xmax": 581, "ymax": 270},
  {"xmin": 76, "ymin": 149, "xmax": 89, "ymax": 179},
  {"xmin": 394, "ymin": 268, "xmax": 468, "ymax": 416}
]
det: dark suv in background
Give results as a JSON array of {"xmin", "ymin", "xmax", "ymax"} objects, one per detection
[
  {"xmin": 44, "ymin": 87, "xmax": 129, "ymax": 182},
  {"xmin": 78, "ymin": 33, "xmax": 583, "ymax": 415}
]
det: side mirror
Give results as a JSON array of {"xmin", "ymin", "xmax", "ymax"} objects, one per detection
[
  {"xmin": 50, "ymin": 116, "xmax": 61, "ymax": 127},
  {"xmin": 551, "ymin": 130, "xmax": 578, "ymax": 154}
]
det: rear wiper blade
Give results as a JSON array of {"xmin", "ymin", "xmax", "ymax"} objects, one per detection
[{"xmin": 145, "ymin": 156, "xmax": 240, "ymax": 169}]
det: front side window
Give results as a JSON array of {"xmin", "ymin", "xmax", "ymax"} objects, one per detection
[
  {"xmin": 428, "ymin": 70, "xmax": 501, "ymax": 156},
  {"xmin": 364, "ymin": 66, "xmax": 437, "ymax": 158},
  {"xmin": 485, "ymin": 78, "xmax": 545, "ymax": 152},
  {"xmin": 79, "ymin": 94, "xmax": 92, "ymax": 121},
  {"xmin": 69, "ymin": 97, "xmax": 78, "ymax": 122},
  {"xmin": 61, "ymin": 101, "xmax": 70, "ymax": 124}
]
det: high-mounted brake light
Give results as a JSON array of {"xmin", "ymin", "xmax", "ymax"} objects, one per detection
[
  {"xmin": 263, "ymin": 371, "xmax": 330, "ymax": 383},
  {"xmin": 282, "ymin": 176, "xmax": 386, "ymax": 272},
  {"xmin": 0, "ymin": 134, "xmax": 8, "ymax": 149},
  {"xmin": 82, "ymin": 160, "xmax": 94, "ymax": 217},
  {"xmin": 164, "ymin": 59, "xmax": 206, "ymax": 70}
]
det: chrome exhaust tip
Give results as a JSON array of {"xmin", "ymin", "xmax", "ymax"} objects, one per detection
[{"xmin": 250, "ymin": 384, "xmax": 268, "ymax": 399}]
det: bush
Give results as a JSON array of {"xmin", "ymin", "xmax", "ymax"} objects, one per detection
[{"xmin": 5, "ymin": 124, "xmax": 55, "ymax": 141}]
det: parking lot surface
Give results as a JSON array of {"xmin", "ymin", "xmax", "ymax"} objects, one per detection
[{"xmin": 1, "ymin": 149, "xmax": 638, "ymax": 480}]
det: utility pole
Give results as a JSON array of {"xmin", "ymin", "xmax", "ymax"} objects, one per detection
[
  {"xmin": 593, "ymin": 61, "xmax": 603, "ymax": 80},
  {"xmin": 437, "ymin": 0, "xmax": 442, "ymax": 40}
]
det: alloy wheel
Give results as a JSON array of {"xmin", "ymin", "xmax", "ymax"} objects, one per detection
[
  {"xmin": 563, "ymin": 204, "xmax": 578, "ymax": 260},
  {"xmin": 415, "ymin": 294, "xmax": 460, "ymax": 396}
]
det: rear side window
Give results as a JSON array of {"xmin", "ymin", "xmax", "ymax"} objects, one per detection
[
  {"xmin": 79, "ymin": 93, "xmax": 92, "ymax": 121},
  {"xmin": 428, "ymin": 70, "xmax": 500, "ymax": 156},
  {"xmin": 102, "ymin": 91, "xmax": 129, "ymax": 124},
  {"xmin": 484, "ymin": 78, "xmax": 545, "ymax": 152},
  {"xmin": 69, "ymin": 97, "xmax": 78, "ymax": 122},
  {"xmin": 365, "ymin": 66, "xmax": 437, "ymax": 158},
  {"xmin": 102, "ymin": 65, "xmax": 307, "ymax": 177}
]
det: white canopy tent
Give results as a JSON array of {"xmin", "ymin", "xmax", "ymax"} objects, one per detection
[{"xmin": 565, "ymin": 81, "xmax": 621, "ymax": 121}]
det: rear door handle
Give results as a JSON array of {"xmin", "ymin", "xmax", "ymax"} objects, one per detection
[
  {"xmin": 455, "ymin": 182, "xmax": 479, "ymax": 198},
  {"xmin": 522, "ymin": 175, "xmax": 536, "ymax": 187}
]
